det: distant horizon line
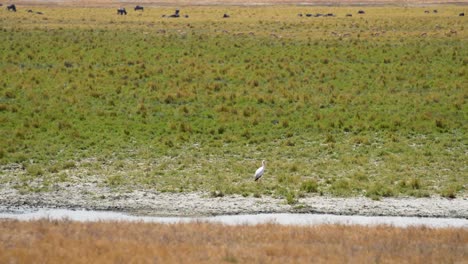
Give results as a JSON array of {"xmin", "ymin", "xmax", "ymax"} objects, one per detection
[{"xmin": 5, "ymin": 0, "xmax": 468, "ymax": 8}]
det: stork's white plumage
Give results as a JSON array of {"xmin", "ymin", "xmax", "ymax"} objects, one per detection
[{"xmin": 254, "ymin": 160, "xmax": 266, "ymax": 181}]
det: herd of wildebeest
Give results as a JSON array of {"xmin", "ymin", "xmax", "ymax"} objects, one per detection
[{"xmin": 1, "ymin": 3, "xmax": 465, "ymax": 17}]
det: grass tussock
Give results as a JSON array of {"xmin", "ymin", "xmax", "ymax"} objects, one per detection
[{"xmin": 0, "ymin": 219, "xmax": 467, "ymax": 264}]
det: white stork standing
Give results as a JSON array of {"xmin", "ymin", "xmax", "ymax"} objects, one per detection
[{"xmin": 254, "ymin": 160, "xmax": 266, "ymax": 181}]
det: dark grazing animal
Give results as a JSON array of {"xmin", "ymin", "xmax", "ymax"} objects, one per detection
[
  {"xmin": 117, "ymin": 8, "xmax": 127, "ymax": 15},
  {"xmin": 7, "ymin": 4, "xmax": 16, "ymax": 12},
  {"xmin": 358, "ymin": 10, "xmax": 365, "ymax": 14},
  {"xmin": 169, "ymin": 9, "xmax": 180, "ymax": 18},
  {"xmin": 223, "ymin": 13, "xmax": 230, "ymax": 18},
  {"xmin": 459, "ymin": 13, "xmax": 464, "ymax": 17},
  {"xmin": 27, "ymin": 9, "xmax": 43, "ymax": 14},
  {"xmin": 134, "ymin": 5, "xmax": 143, "ymax": 11}
]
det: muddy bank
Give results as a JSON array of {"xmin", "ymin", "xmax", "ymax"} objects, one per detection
[{"xmin": 0, "ymin": 185, "xmax": 466, "ymax": 218}]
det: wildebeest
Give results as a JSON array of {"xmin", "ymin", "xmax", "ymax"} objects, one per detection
[
  {"xmin": 305, "ymin": 13, "xmax": 312, "ymax": 17},
  {"xmin": 134, "ymin": 5, "xmax": 143, "ymax": 11},
  {"xmin": 7, "ymin": 4, "xmax": 16, "ymax": 12},
  {"xmin": 358, "ymin": 10, "xmax": 365, "ymax": 14},
  {"xmin": 168, "ymin": 9, "xmax": 180, "ymax": 18},
  {"xmin": 346, "ymin": 13, "xmax": 352, "ymax": 17},
  {"xmin": 223, "ymin": 13, "xmax": 230, "ymax": 18},
  {"xmin": 459, "ymin": 13, "xmax": 464, "ymax": 17},
  {"xmin": 117, "ymin": 7, "xmax": 127, "ymax": 15},
  {"xmin": 433, "ymin": 10, "xmax": 438, "ymax": 13},
  {"xmin": 424, "ymin": 10, "xmax": 430, "ymax": 13},
  {"xmin": 27, "ymin": 9, "xmax": 43, "ymax": 14}
]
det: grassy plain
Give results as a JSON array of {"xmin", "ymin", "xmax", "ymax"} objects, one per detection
[
  {"xmin": 0, "ymin": 219, "xmax": 467, "ymax": 263},
  {"xmin": 0, "ymin": 6, "xmax": 467, "ymax": 200}
]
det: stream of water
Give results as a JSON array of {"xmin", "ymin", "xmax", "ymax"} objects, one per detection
[{"xmin": 1, "ymin": 209, "xmax": 467, "ymax": 228}]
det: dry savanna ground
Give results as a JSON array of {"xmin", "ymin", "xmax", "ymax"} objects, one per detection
[
  {"xmin": 0, "ymin": 219, "xmax": 467, "ymax": 263},
  {"xmin": 5, "ymin": 0, "xmax": 468, "ymax": 7}
]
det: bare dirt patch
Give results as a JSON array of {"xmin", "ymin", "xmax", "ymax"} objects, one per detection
[{"xmin": 1, "ymin": 182, "xmax": 467, "ymax": 218}]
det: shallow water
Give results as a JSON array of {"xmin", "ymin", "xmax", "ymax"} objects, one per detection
[{"xmin": 0, "ymin": 208, "xmax": 467, "ymax": 228}]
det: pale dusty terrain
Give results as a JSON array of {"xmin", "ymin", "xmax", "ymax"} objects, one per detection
[
  {"xmin": 3, "ymin": 0, "xmax": 467, "ymax": 7},
  {"xmin": 0, "ymin": 182, "xmax": 467, "ymax": 218},
  {"xmin": 1, "ymin": 163, "xmax": 467, "ymax": 218}
]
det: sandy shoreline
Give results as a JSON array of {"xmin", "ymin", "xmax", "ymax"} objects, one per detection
[
  {"xmin": 0, "ymin": 167, "xmax": 466, "ymax": 218},
  {"xmin": 0, "ymin": 186, "xmax": 466, "ymax": 218}
]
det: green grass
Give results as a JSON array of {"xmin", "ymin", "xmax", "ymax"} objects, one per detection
[{"xmin": 0, "ymin": 6, "xmax": 466, "ymax": 200}]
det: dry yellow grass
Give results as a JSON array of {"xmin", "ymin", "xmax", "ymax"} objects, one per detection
[
  {"xmin": 9, "ymin": 0, "xmax": 468, "ymax": 7},
  {"xmin": 0, "ymin": 219, "xmax": 467, "ymax": 263}
]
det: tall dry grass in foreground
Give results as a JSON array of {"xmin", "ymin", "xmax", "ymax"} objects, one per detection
[{"xmin": 0, "ymin": 220, "xmax": 466, "ymax": 263}]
